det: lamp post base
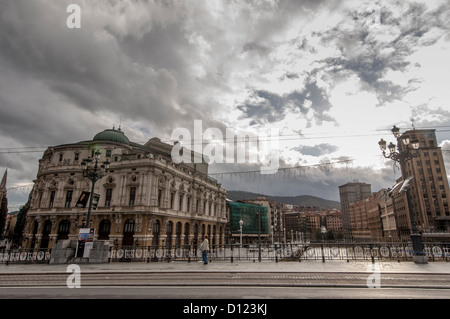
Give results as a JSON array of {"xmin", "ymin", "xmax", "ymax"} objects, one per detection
[
  {"xmin": 413, "ymin": 255, "xmax": 428, "ymax": 264},
  {"xmin": 410, "ymin": 233, "xmax": 427, "ymax": 264}
]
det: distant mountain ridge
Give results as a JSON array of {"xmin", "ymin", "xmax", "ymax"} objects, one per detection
[{"xmin": 226, "ymin": 191, "xmax": 341, "ymax": 210}]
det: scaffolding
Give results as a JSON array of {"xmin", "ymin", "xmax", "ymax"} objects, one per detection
[{"xmin": 228, "ymin": 201, "xmax": 269, "ymax": 235}]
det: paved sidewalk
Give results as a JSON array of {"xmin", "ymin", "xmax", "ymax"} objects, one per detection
[{"xmin": 0, "ymin": 260, "xmax": 449, "ymax": 274}]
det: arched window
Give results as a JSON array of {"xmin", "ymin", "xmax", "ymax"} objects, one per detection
[
  {"xmin": 123, "ymin": 219, "xmax": 135, "ymax": 246},
  {"xmin": 201, "ymin": 224, "xmax": 206, "ymax": 237},
  {"xmin": 98, "ymin": 219, "xmax": 111, "ymax": 240},
  {"xmin": 184, "ymin": 223, "xmax": 190, "ymax": 246},
  {"xmin": 152, "ymin": 219, "xmax": 160, "ymax": 246},
  {"xmin": 193, "ymin": 223, "xmax": 199, "ymax": 247},
  {"xmin": 176, "ymin": 222, "xmax": 182, "ymax": 247},
  {"xmin": 57, "ymin": 220, "xmax": 70, "ymax": 242},
  {"xmin": 40, "ymin": 220, "xmax": 52, "ymax": 249},
  {"xmin": 30, "ymin": 221, "xmax": 39, "ymax": 249},
  {"xmin": 166, "ymin": 221, "xmax": 173, "ymax": 248}
]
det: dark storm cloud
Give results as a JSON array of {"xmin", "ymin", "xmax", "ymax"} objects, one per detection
[
  {"xmin": 0, "ymin": 153, "xmax": 24, "ymax": 172},
  {"xmin": 292, "ymin": 143, "xmax": 339, "ymax": 157},
  {"xmin": 237, "ymin": 90, "xmax": 286, "ymax": 124},
  {"xmin": 316, "ymin": 1, "xmax": 450, "ymax": 106},
  {"xmin": 0, "ymin": 0, "xmax": 225, "ymax": 146},
  {"xmin": 237, "ymin": 77, "xmax": 334, "ymax": 125},
  {"xmin": 0, "ymin": 0, "xmax": 323, "ymax": 195},
  {"xmin": 235, "ymin": 1, "xmax": 450, "ymax": 126},
  {"xmin": 0, "ymin": 0, "xmax": 208, "ymax": 198},
  {"xmin": 1, "ymin": 0, "xmax": 449, "ymax": 208},
  {"xmin": 242, "ymin": 42, "xmax": 271, "ymax": 56}
]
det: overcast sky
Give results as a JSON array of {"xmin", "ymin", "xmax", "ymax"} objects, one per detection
[{"xmin": 1, "ymin": 0, "xmax": 450, "ymax": 209}]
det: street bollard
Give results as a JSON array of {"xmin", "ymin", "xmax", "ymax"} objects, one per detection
[
  {"xmin": 321, "ymin": 244, "xmax": 325, "ymax": 263},
  {"xmin": 231, "ymin": 244, "xmax": 233, "ymax": 263}
]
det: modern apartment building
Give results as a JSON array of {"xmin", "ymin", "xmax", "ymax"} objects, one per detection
[
  {"xmin": 338, "ymin": 181, "xmax": 372, "ymax": 240},
  {"xmin": 346, "ymin": 129, "xmax": 450, "ymax": 243},
  {"xmin": 399, "ymin": 129, "xmax": 450, "ymax": 240},
  {"xmin": 325, "ymin": 211, "xmax": 343, "ymax": 233}
]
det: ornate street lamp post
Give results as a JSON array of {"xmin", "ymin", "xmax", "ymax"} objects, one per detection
[
  {"xmin": 239, "ymin": 219, "xmax": 243, "ymax": 248},
  {"xmin": 378, "ymin": 125, "xmax": 427, "ymax": 263},
  {"xmin": 271, "ymin": 225, "xmax": 274, "ymax": 245},
  {"xmin": 256, "ymin": 208, "xmax": 262, "ymax": 262},
  {"xmin": 80, "ymin": 150, "xmax": 110, "ymax": 228}
]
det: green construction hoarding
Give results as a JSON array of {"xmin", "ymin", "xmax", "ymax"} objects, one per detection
[{"xmin": 228, "ymin": 201, "xmax": 269, "ymax": 235}]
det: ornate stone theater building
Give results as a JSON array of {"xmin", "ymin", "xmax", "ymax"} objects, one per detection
[{"xmin": 23, "ymin": 127, "xmax": 228, "ymax": 249}]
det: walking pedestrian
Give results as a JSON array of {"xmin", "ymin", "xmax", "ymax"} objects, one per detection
[{"xmin": 201, "ymin": 234, "xmax": 209, "ymax": 264}]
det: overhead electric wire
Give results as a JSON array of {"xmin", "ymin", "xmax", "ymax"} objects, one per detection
[
  {"xmin": 1, "ymin": 125, "xmax": 449, "ymax": 152},
  {"xmin": 208, "ymin": 158, "xmax": 354, "ymax": 176},
  {"xmin": 0, "ymin": 150, "xmax": 46, "ymax": 154},
  {"xmin": 0, "ymin": 146, "xmax": 47, "ymax": 154},
  {"xmin": 153, "ymin": 126, "xmax": 450, "ymax": 146}
]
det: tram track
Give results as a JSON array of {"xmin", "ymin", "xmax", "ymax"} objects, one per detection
[{"xmin": 0, "ymin": 272, "xmax": 449, "ymax": 289}]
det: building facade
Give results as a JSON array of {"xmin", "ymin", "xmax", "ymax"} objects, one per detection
[
  {"xmin": 348, "ymin": 190, "xmax": 385, "ymax": 242},
  {"xmin": 283, "ymin": 211, "xmax": 305, "ymax": 242},
  {"xmin": 400, "ymin": 129, "xmax": 450, "ymax": 240},
  {"xmin": 227, "ymin": 200, "xmax": 269, "ymax": 245},
  {"xmin": 379, "ymin": 184, "xmax": 404, "ymax": 242},
  {"xmin": 348, "ymin": 198, "xmax": 371, "ymax": 241},
  {"xmin": 22, "ymin": 128, "xmax": 228, "ymax": 250},
  {"xmin": 325, "ymin": 211, "xmax": 343, "ymax": 234},
  {"xmin": 283, "ymin": 206, "xmax": 342, "ymax": 242},
  {"xmin": 339, "ymin": 181, "xmax": 372, "ymax": 240},
  {"xmin": 346, "ymin": 129, "xmax": 450, "ymax": 244}
]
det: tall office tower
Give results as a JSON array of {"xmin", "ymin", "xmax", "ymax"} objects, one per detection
[
  {"xmin": 339, "ymin": 181, "xmax": 372, "ymax": 241},
  {"xmin": 400, "ymin": 129, "xmax": 450, "ymax": 239}
]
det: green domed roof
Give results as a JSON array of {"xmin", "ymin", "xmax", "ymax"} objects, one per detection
[{"xmin": 93, "ymin": 128, "xmax": 130, "ymax": 145}]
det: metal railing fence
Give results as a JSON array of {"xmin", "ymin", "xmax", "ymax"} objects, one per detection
[
  {"xmin": 0, "ymin": 248, "xmax": 52, "ymax": 264},
  {"xmin": 0, "ymin": 242, "xmax": 448, "ymax": 264},
  {"xmin": 108, "ymin": 242, "xmax": 450, "ymax": 263}
]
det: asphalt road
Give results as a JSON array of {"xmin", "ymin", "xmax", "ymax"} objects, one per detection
[
  {"xmin": 0, "ymin": 271, "xmax": 449, "ymax": 299},
  {"xmin": 1, "ymin": 285, "xmax": 450, "ymax": 299},
  {"xmin": 0, "ymin": 269, "xmax": 447, "ymax": 318}
]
